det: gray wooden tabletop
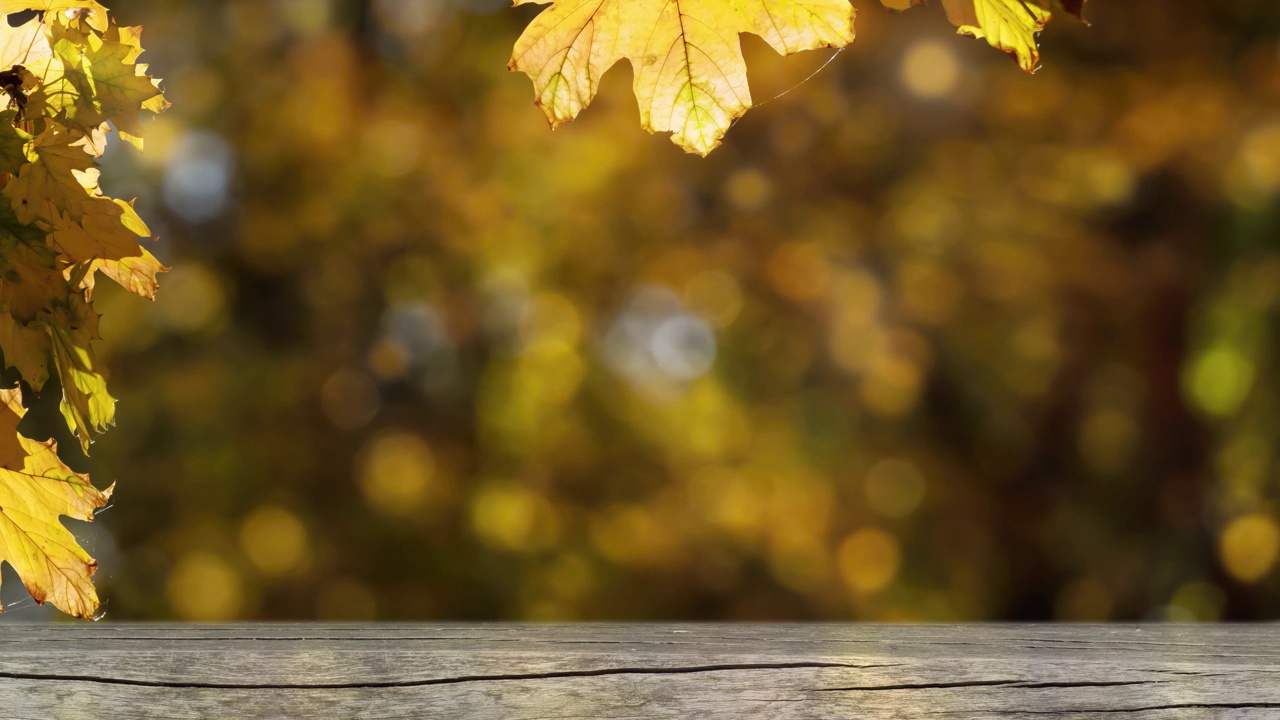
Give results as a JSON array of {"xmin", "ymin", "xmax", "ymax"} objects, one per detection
[{"xmin": 1, "ymin": 624, "xmax": 1278, "ymax": 719}]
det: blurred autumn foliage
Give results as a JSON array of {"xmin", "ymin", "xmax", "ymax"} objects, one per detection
[{"xmin": 4, "ymin": 0, "xmax": 1280, "ymax": 622}]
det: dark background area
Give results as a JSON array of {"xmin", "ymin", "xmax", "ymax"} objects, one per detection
[{"xmin": 3, "ymin": 0, "xmax": 1279, "ymax": 621}]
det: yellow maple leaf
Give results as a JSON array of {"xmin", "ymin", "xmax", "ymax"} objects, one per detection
[
  {"xmin": 510, "ymin": 0, "xmax": 856, "ymax": 155},
  {"xmin": 47, "ymin": 295, "xmax": 114, "ymax": 452},
  {"xmin": 90, "ymin": 26, "xmax": 168, "ymax": 150},
  {"xmin": 0, "ymin": 315, "xmax": 50, "ymax": 387},
  {"xmin": 0, "ymin": 13, "xmax": 51, "ymax": 70},
  {"xmin": 50, "ymin": 198, "xmax": 165, "ymax": 300},
  {"xmin": 0, "ymin": 227, "xmax": 63, "ymax": 324},
  {"xmin": 944, "ymin": 0, "xmax": 1051, "ymax": 72},
  {"xmin": 884, "ymin": 0, "xmax": 1072, "ymax": 72},
  {"xmin": 0, "ymin": 386, "xmax": 111, "ymax": 619},
  {"xmin": 4, "ymin": 127, "xmax": 97, "ymax": 226}
]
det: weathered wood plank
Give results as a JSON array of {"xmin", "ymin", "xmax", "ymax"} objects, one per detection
[{"xmin": 0, "ymin": 624, "xmax": 1277, "ymax": 719}]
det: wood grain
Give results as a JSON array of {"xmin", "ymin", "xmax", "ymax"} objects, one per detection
[{"xmin": 0, "ymin": 624, "xmax": 1277, "ymax": 718}]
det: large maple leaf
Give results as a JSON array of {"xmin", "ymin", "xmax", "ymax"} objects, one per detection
[
  {"xmin": 509, "ymin": 0, "xmax": 857, "ymax": 156},
  {"xmin": 0, "ymin": 387, "xmax": 111, "ymax": 619}
]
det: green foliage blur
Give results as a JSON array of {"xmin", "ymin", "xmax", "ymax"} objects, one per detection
[{"xmin": 4, "ymin": 0, "xmax": 1280, "ymax": 622}]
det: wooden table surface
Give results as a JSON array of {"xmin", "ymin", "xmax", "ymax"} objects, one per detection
[{"xmin": 1, "ymin": 624, "xmax": 1278, "ymax": 719}]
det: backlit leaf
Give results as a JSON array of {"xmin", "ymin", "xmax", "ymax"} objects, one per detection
[
  {"xmin": 4, "ymin": 127, "xmax": 96, "ymax": 226},
  {"xmin": 0, "ymin": 386, "xmax": 111, "ymax": 619},
  {"xmin": 884, "ymin": 0, "xmax": 1074, "ymax": 72},
  {"xmin": 509, "ymin": 0, "xmax": 856, "ymax": 155},
  {"xmin": 49, "ymin": 295, "xmax": 114, "ymax": 451}
]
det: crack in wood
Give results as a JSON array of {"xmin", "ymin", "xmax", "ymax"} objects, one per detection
[
  {"xmin": 816, "ymin": 679, "xmax": 1025, "ymax": 692},
  {"xmin": 1095, "ymin": 704, "xmax": 1280, "ymax": 713},
  {"xmin": 0, "ymin": 661, "xmax": 903, "ymax": 690},
  {"xmin": 945, "ymin": 703, "xmax": 1280, "ymax": 714},
  {"xmin": 1006, "ymin": 681, "xmax": 1168, "ymax": 689},
  {"xmin": 816, "ymin": 679, "xmax": 1167, "ymax": 692}
]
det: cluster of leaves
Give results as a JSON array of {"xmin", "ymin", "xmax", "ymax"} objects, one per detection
[
  {"xmin": 510, "ymin": 0, "xmax": 1088, "ymax": 154},
  {"xmin": 0, "ymin": 1, "xmax": 165, "ymax": 619}
]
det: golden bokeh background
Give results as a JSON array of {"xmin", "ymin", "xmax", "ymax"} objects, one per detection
[{"xmin": 3, "ymin": 0, "xmax": 1279, "ymax": 622}]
